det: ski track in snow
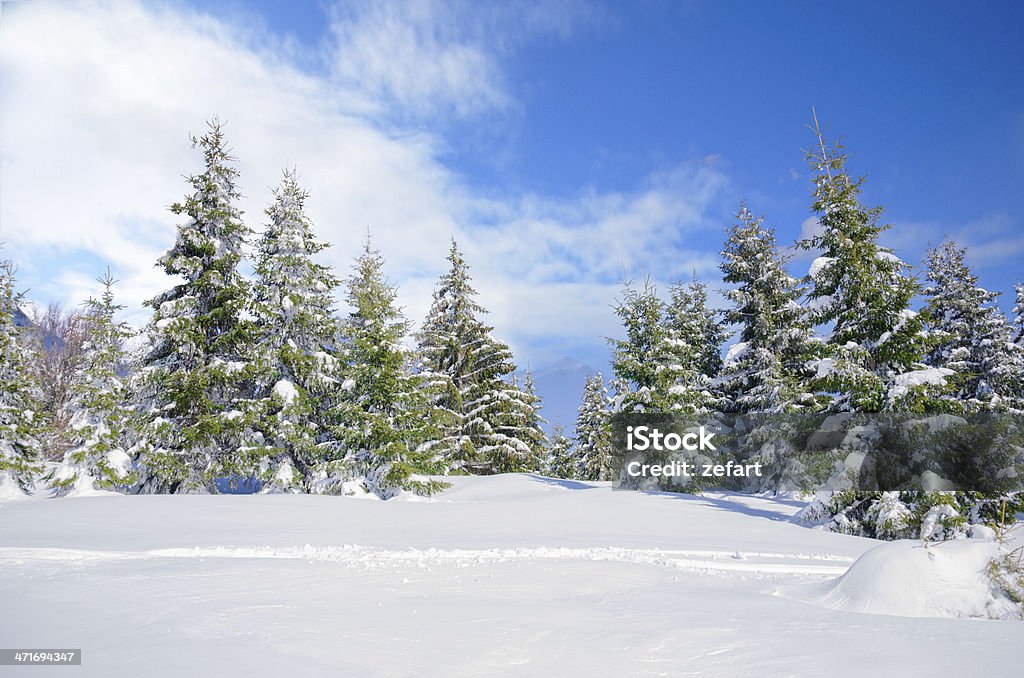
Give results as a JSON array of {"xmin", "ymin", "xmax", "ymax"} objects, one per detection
[{"xmin": 0, "ymin": 545, "xmax": 853, "ymax": 577}]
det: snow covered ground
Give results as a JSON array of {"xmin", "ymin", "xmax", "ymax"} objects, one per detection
[{"xmin": 1, "ymin": 475, "xmax": 1021, "ymax": 676}]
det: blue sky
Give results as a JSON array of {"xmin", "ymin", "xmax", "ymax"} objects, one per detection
[{"xmin": 1, "ymin": 0, "xmax": 1022, "ymax": 374}]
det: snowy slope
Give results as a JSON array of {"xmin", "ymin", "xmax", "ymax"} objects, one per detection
[{"xmin": 1, "ymin": 475, "xmax": 1021, "ymax": 676}]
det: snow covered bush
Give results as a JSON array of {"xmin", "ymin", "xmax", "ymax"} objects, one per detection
[{"xmin": 801, "ymin": 490, "xmax": 979, "ymax": 542}]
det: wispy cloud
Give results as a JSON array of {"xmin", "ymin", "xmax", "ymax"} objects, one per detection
[
  {"xmin": 326, "ymin": 0, "xmax": 605, "ymax": 121},
  {"xmin": 883, "ymin": 213, "xmax": 1023, "ymax": 270},
  {"xmin": 0, "ymin": 0, "xmax": 721, "ymax": 367}
]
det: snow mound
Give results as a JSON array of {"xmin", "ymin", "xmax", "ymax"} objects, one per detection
[
  {"xmin": 781, "ymin": 539, "xmax": 1020, "ymax": 619},
  {"xmin": 808, "ymin": 256, "xmax": 835, "ymax": 278},
  {"xmin": 0, "ymin": 473, "xmax": 30, "ymax": 500},
  {"xmin": 272, "ymin": 379, "xmax": 298, "ymax": 404},
  {"xmin": 888, "ymin": 367, "xmax": 953, "ymax": 400},
  {"xmin": 55, "ymin": 474, "xmax": 121, "ymax": 498}
]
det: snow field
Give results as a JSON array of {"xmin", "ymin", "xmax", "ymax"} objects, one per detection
[{"xmin": 1, "ymin": 475, "xmax": 1022, "ymax": 677}]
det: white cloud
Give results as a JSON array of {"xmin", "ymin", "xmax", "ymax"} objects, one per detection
[
  {"xmin": 328, "ymin": 0, "xmax": 509, "ymax": 119},
  {"xmin": 327, "ymin": 0, "xmax": 603, "ymax": 121},
  {"xmin": 0, "ymin": 0, "xmax": 725, "ymax": 368},
  {"xmin": 882, "ymin": 213, "xmax": 1023, "ymax": 270}
]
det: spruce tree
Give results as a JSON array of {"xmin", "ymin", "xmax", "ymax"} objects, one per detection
[
  {"xmin": 333, "ymin": 239, "xmax": 444, "ymax": 497},
  {"xmin": 797, "ymin": 114, "xmax": 933, "ymax": 413},
  {"xmin": 718, "ymin": 204, "xmax": 817, "ymax": 412},
  {"xmin": 416, "ymin": 241, "xmax": 536, "ymax": 473},
  {"xmin": 486, "ymin": 370, "xmax": 546, "ymax": 473},
  {"xmin": 545, "ymin": 426, "xmax": 576, "ymax": 480},
  {"xmin": 50, "ymin": 272, "xmax": 135, "ymax": 495},
  {"xmin": 249, "ymin": 170, "xmax": 342, "ymax": 493},
  {"xmin": 662, "ymin": 278, "xmax": 727, "ymax": 411},
  {"xmin": 923, "ymin": 241, "xmax": 1023, "ymax": 409},
  {"xmin": 1013, "ymin": 283, "xmax": 1024, "ymax": 346},
  {"xmin": 575, "ymin": 372, "xmax": 613, "ymax": 480},
  {"xmin": 609, "ymin": 278, "xmax": 672, "ymax": 412},
  {"xmin": 610, "ymin": 277, "xmax": 725, "ymax": 413},
  {"xmin": 0, "ymin": 258, "xmax": 42, "ymax": 494},
  {"xmin": 133, "ymin": 118, "xmax": 255, "ymax": 493},
  {"xmin": 795, "ymin": 115, "xmax": 964, "ymax": 539}
]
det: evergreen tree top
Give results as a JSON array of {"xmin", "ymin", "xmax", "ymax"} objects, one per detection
[
  {"xmin": 924, "ymin": 240, "xmax": 999, "ymax": 313},
  {"xmin": 432, "ymin": 240, "xmax": 486, "ymax": 318},
  {"xmin": 258, "ymin": 169, "xmax": 330, "ymax": 257},
  {"xmin": 418, "ymin": 239, "xmax": 502, "ymax": 363},
  {"xmin": 796, "ymin": 112, "xmax": 921, "ymax": 360},
  {"xmin": 151, "ymin": 117, "xmax": 251, "ymax": 300},
  {"xmin": 252, "ymin": 169, "xmax": 340, "ymax": 360},
  {"xmin": 1013, "ymin": 283, "xmax": 1024, "ymax": 345},
  {"xmin": 345, "ymin": 237, "xmax": 407, "ymax": 333},
  {"xmin": 609, "ymin": 277, "xmax": 666, "ymax": 392}
]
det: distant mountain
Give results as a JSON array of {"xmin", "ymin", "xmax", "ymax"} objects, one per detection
[
  {"xmin": 520, "ymin": 356, "xmax": 596, "ymax": 435},
  {"xmin": 13, "ymin": 307, "xmax": 32, "ymax": 328}
]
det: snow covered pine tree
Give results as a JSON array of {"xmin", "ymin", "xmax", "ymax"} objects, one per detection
[
  {"xmin": 0, "ymin": 257, "xmax": 43, "ymax": 495},
  {"xmin": 662, "ymin": 278, "xmax": 728, "ymax": 412},
  {"xmin": 50, "ymin": 271, "xmax": 135, "ymax": 495},
  {"xmin": 796, "ymin": 114, "xmax": 975, "ymax": 539},
  {"xmin": 416, "ymin": 241, "xmax": 543, "ymax": 474},
  {"xmin": 545, "ymin": 425, "xmax": 576, "ymax": 480},
  {"xmin": 248, "ymin": 169, "xmax": 343, "ymax": 493},
  {"xmin": 923, "ymin": 240, "xmax": 1024, "ymax": 410},
  {"xmin": 797, "ymin": 112, "xmax": 938, "ymax": 414},
  {"xmin": 332, "ymin": 238, "xmax": 445, "ymax": 498},
  {"xmin": 133, "ymin": 118, "xmax": 256, "ymax": 493},
  {"xmin": 609, "ymin": 278, "xmax": 672, "ymax": 413},
  {"xmin": 717, "ymin": 204, "xmax": 818, "ymax": 413},
  {"xmin": 574, "ymin": 371, "xmax": 613, "ymax": 481},
  {"xmin": 610, "ymin": 276, "xmax": 726, "ymax": 413}
]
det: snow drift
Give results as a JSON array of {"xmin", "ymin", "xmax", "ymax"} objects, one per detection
[{"xmin": 781, "ymin": 538, "xmax": 1021, "ymax": 620}]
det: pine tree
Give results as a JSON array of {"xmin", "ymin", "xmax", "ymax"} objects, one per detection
[
  {"xmin": 662, "ymin": 278, "xmax": 727, "ymax": 411},
  {"xmin": 718, "ymin": 204, "xmax": 818, "ymax": 412},
  {"xmin": 248, "ymin": 170, "xmax": 342, "ymax": 493},
  {"xmin": 795, "ymin": 115, "xmax": 961, "ymax": 539},
  {"xmin": 0, "ymin": 258, "xmax": 43, "ymax": 494},
  {"xmin": 486, "ymin": 370, "xmax": 546, "ymax": 473},
  {"xmin": 797, "ymin": 113, "xmax": 933, "ymax": 413},
  {"xmin": 416, "ymin": 241, "xmax": 536, "ymax": 473},
  {"xmin": 609, "ymin": 278, "xmax": 672, "ymax": 412},
  {"xmin": 923, "ymin": 241, "xmax": 1023, "ymax": 409},
  {"xmin": 610, "ymin": 276, "xmax": 726, "ymax": 413},
  {"xmin": 545, "ymin": 426, "xmax": 576, "ymax": 480},
  {"xmin": 575, "ymin": 372, "xmax": 613, "ymax": 480},
  {"xmin": 50, "ymin": 272, "xmax": 135, "ymax": 495},
  {"xmin": 133, "ymin": 118, "xmax": 256, "ymax": 493},
  {"xmin": 1013, "ymin": 283, "xmax": 1024, "ymax": 346},
  {"xmin": 332, "ymin": 239, "xmax": 444, "ymax": 497}
]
